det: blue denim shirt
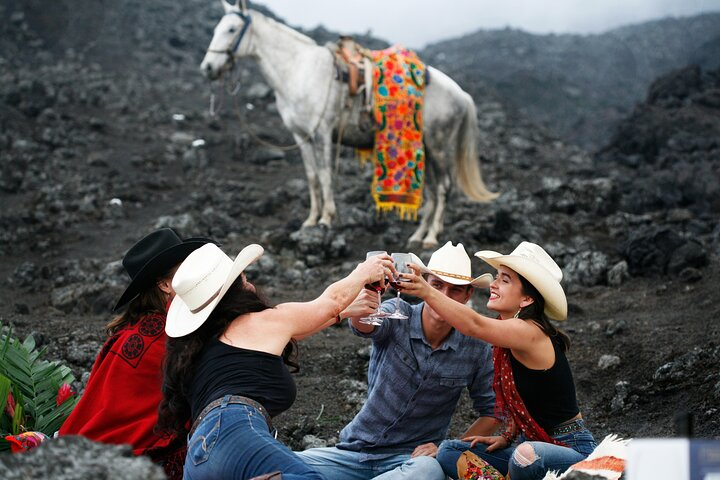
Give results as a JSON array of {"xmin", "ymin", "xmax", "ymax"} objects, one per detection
[{"xmin": 336, "ymin": 299, "xmax": 496, "ymax": 458}]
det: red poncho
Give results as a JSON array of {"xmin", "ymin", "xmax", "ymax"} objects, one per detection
[{"xmin": 59, "ymin": 312, "xmax": 182, "ymax": 471}]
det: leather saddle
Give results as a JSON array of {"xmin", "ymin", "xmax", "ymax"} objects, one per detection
[{"xmin": 332, "ymin": 36, "xmax": 373, "ymax": 100}]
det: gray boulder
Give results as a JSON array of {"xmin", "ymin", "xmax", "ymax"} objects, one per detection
[{"xmin": 0, "ymin": 436, "xmax": 166, "ymax": 479}]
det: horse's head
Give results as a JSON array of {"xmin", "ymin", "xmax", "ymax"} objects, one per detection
[{"xmin": 200, "ymin": 0, "xmax": 253, "ymax": 80}]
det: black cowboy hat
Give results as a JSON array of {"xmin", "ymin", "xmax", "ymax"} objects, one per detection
[{"xmin": 113, "ymin": 228, "xmax": 215, "ymax": 311}]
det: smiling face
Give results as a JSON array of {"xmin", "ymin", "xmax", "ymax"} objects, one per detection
[{"xmin": 487, "ymin": 265, "xmax": 534, "ymax": 319}]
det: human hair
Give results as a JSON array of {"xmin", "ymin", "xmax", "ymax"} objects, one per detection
[
  {"xmin": 516, "ymin": 274, "xmax": 571, "ymax": 351},
  {"xmin": 106, "ymin": 276, "xmax": 170, "ymax": 336},
  {"xmin": 156, "ymin": 275, "xmax": 298, "ymax": 438}
]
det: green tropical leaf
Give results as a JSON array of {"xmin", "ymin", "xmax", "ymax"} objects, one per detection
[
  {"xmin": 0, "ymin": 322, "xmax": 77, "ymax": 437},
  {"xmin": 12, "ymin": 402, "xmax": 24, "ymax": 434},
  {"xmin": 0, "ymin": 374, "xmax": 9, "ymax": 414}
]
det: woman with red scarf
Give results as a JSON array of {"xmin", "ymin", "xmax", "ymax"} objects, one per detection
[
  {"xmin": 400, "ymin": 241, "xmax": 596, "ymax": 480},
  {"xmin": 59, "ymin": 228, "xmax": 213, "ymax": 480}
]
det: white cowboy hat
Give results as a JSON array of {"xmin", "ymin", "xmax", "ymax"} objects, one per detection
[
  {"xmin": 474, "ymin": 241, "xmax": 567, "ymax": 321},
  {"xmin": 417, "ymin": 241, "xmax": 493, "ymax": 287},
  {"xmin": 165, "ymin": 243, "xmax": 264, "ymax": 338}
]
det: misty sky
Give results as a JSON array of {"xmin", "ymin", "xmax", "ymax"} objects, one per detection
[{"xmin": 253, "ymin": 0, "xmax": 720, "ymax": 48}]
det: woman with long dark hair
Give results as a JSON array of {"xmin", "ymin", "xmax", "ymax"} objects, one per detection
[
  {"xmin": 400, "ymin": 241, "xmax": 596, "ymax": 480},
  {"xmin": 157, "ymin": 243, "xmax": 395, "ymax": 480},
  {"xmin": 59, "ymin": 228, "xmax": 212, "ymax": 480}
]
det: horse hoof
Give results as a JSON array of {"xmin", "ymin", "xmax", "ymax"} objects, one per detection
[
  {"xmin": 301, "ymin": 220, "xmax": 318, "ymax": 228},
  {"xmin": 406, "ymin": 238, "xmax": 422, "ymax": 249},
  {"xmin": 422, "ymin": 240, "xmax": 438, "ymax": 250}
]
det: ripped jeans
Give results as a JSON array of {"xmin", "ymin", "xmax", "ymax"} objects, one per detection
[
  {"xmin": 185, "ymin": 398, "xmax": 323, "ymax": 480},
  {"xmin": 436, "ymin": 420, "xmax": 596, "ymax": 480}
]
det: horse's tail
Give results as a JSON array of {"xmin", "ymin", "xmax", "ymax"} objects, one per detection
[{"xmin": 455, "ymin": 92, "xmax": 499, "ymax": 202}]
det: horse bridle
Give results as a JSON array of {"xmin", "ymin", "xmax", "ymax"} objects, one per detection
[{"xmin": 207, "ymin": 10, "xmax": 252, "ymax": 68}]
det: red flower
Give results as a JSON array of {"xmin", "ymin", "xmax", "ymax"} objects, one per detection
[
  {"xmin": 56, "ymin": 383, "xmax": 74, "ymax": 406},
  {"xmin": 5, "ymin": 391, "xmax": 15, "ymax": 417}
]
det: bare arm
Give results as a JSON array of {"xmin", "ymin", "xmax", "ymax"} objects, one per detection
[
  {"xmin": 294, "ymin": 288, "xmax": 383, "ymax": 340},
  {"xmin": 399, "ymin": 265, "xmax": 544, "ymax": 352},
  {"xmin": 276, "ymin": 255, "xmax": 394, "ymax": 338},
  {"xmin": 223, "ymin": 255, "xmax": 395, "ymax": 353},
  {"xmin": 462, "ymin": 416, "xmax": 501, "ymax": 437}
]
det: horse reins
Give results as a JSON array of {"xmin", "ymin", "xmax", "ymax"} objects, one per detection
[
  {"xmin": 207, "ymin": 10, "xmax": 339, "ymax": 151},
  {"xmin": 207, "ymin": 10, "xmax": 253, "ymax": 69}
]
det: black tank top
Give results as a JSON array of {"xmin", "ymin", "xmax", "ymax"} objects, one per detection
[
  {"xmin": 190, "ymin": 337, "xmax": 297, "ymax": 419},
  {"xmin": 510, "ymin": 338, "xmax": 579, "ymax": 432}
]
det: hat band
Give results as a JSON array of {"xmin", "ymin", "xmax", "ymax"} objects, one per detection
[
  {"xmin": 190, "ymin": 287, "xmax": 223, "ymax": 314},
  {"xmin": 430, "ymin": 269, "xmax": 472, "ymax": 281}
]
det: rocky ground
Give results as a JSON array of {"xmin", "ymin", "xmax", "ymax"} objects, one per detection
[{"xmin": 1, "ymin": 0, "xmax": 719, "ymax": 470}]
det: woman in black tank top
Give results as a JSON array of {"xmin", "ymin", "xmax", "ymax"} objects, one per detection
[
  {"xmin": 156, "ymin": 243, "xmax": 396, "ymax": 480},
  {"xmin": 401, "ymin": 241, "xmax": 597, "ymax": 480}
]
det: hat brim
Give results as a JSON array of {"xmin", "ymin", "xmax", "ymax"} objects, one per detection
[
  {"xmin": 165, "ymin": 244, "xmax": 264, "ymax": 338},
  {"xmin": 412, "ymin": 253, "xmax": 492, "ymax": 288},
  {"xmin": 113, "ymin": 238, "xmax": 215, "ymax": 312},
  {"xmin": 475, "ymin": 250, "xmax": 567, "ymax": 320}
]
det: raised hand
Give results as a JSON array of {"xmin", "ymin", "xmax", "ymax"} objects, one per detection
[
  {"xmin": 396, "ymin": 263, "xmax": 432, "ymax": 298},
  {"xmin": 356, "ymin": 253, "xmax": 395, "ymax": 287}
]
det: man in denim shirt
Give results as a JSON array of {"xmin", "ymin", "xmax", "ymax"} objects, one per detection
[{"xmin": 298, "ymin": 242, "xmax": 499, "ymax": 480}]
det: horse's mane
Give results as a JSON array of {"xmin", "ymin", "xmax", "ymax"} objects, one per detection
[{"xmin": 252, "ymin": 9, "xmax": 317, "ymax": 46}]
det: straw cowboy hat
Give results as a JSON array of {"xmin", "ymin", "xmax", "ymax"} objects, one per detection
[
  {"xmin": 114, "ymin": 228, "xmax": 214, "ymax": 311},
  {"xmin": 474, "ymin": 241, "xmax": 568, "ymax": 321},
  {"xmin": 166, "ymin": 243, "xmax": 264, "ymax": 338},
  {"xmin": 417, "ymin": 241, "xmax": 493, "ymax": 288}
]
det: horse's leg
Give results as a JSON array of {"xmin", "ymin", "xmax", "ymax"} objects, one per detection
[
  {"xmin": 408, "ymin": 191, "xmax": 435, "ymax": 246},
  {"xmin": 314, "ymin": 130, "xmax": 336, "ymax": 226},
  {"xmin": 295, "ymin": 134, "xmax": 322, "ymax": 227},
  {"xmin": 410, "ymin": 146, "xmax": 438, "ymax": 248},
  {"xmin": 409, "ymin": 147, "xmax": 436, "ymax": 247},
  {"xmin": 408, "ymin": 143, "xmax": 437, "ymax": 247},
  {"xmin": 423, "ymin": 174, "xmax": 450, "ymax": 249}
]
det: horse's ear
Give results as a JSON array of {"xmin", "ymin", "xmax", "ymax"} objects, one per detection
[{"xmin": 221, "ymin": 0, "xmax": 237, "ymax": 14}]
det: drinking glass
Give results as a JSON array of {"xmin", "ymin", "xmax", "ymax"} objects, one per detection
[
  {"xmin": 385, "ymin": 253, "xmax": 412, "ymax": 320},
  {"xmin": 359, "ymin": 251, "xmax": 391, "ymax": 325}
]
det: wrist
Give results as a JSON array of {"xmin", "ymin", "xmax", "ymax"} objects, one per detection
[{"xmin": 500, "ymin": 430, "xmax": 515, "ymax": 445}]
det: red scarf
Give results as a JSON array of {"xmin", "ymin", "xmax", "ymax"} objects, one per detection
[{"xmin": 492, "ymin": 346, "xmax": 565, "ymax": 446}]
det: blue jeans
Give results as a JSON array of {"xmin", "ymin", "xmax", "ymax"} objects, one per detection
[
  {"xmin": 185, "ymin": 399, "xmax": 323, "ymax": 480},
  {"xmin": 297, "ymin": 446, "xmax": 446, "ymax": 480},
  {"xmin": 437, "ymin": 420, "xmax": 597, "ymax": 479}
]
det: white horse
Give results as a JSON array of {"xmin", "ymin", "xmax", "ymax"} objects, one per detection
[{"xmin": 200, "ymin": 1, "xmax": 498, "ymax": 247}]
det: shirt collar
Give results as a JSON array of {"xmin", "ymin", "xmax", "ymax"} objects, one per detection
[{"xmin": 410, "ymin": 302, "xmax": 461, "ymax": 351}]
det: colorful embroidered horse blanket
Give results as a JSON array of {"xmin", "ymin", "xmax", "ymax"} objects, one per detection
[{"xmin": 369, "ymin": 45, "xmax": 426, "ymax": 220}]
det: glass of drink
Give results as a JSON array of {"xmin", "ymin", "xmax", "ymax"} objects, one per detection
[
  {"xmin": 385, "ymin": 253, "xmax": 412, "ymax": 320},
  {"xmin": 359, "ymin": 251, "xmax": 391, "ymax": 325}
]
